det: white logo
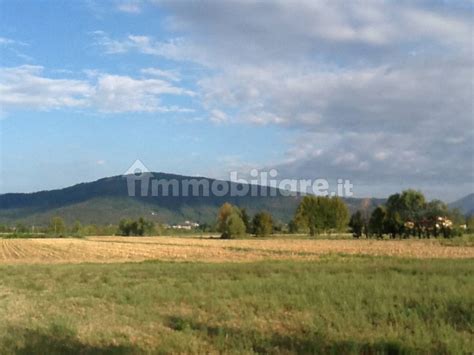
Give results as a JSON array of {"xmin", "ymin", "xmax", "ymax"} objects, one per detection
[{"xmin": 123, "ymin": 159, "xmax": 153, "ymax": 196}]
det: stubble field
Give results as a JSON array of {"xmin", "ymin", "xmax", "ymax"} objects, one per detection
[{"xmin": 0, "ymin": 236, "xmax": 473, "ymax": 264}]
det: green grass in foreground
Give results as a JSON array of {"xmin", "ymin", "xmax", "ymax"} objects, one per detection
[{"xmin": 0, "ymin": 256, "xmax": 472, "ymax": 354}]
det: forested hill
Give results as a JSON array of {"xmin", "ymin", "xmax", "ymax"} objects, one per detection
[{"xmin": 0, "ymin": 173, "xmax": 384, "ymax": 225}]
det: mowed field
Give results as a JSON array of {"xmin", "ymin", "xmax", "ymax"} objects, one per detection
[
  {"xmin": 0, "ymin": 236, "xmax": 473, "ymax": 264},
  {"xmin": 0, "ymin": 236, "xmax": 473, "ymax": 353}
]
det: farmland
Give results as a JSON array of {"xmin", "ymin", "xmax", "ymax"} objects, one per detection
[
  {"xmin": 0, "ymin": 236, "xmax": 473, "ymax": 264},
  {"xmin": 0, "ymin": 236, "xmax": 472, "ymax": 353}
]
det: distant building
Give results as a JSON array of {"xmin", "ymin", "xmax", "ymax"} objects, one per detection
[{"xmin": 170, "ymin": 220, "xmax": 200, "ymax": 230}]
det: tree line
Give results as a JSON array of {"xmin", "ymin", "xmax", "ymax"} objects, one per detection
[
  {"xmin": 1, "ymin": 189, "xmax": 471, "ymax": 239},
  {"xmin": 216, "ymin": 203, "xmax": 274, "ymax": 238},
  {"xmin": 0, "ymin": 217, "xmax": 160, "ymax": 238},
  {"xmin": 216, "ymin": 196, "xmax": 350, "ymax": 238},
  {"xmin": 216, "ymin": 191, "xmax": 472, "ymax": 239},
  {"xmin": 349, "ymin": 190, "xmax": 467, "ymax": 239}
]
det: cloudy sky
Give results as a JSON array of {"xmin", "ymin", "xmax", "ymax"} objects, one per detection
[{"xmin": 0, "ymin": 0, "xmax": 472, "ymax": 201}]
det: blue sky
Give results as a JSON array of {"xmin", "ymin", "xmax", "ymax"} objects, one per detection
[{"xmin": 0, "ymin": 0, "xmax": 473, "ymax": 201}]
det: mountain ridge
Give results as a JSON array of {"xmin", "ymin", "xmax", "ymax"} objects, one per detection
[
  {"xmin": 0, "ymin": 172, "xmax": 409, "ymax": 225},
  {"xmin": 449, "ymin": 193, "xmax": 474, "ymax": 217}
]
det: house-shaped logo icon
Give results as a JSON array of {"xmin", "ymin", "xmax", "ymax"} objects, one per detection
[{"xmin": 123, "ymin": 159, "xmax": 153, "ymax": 197}]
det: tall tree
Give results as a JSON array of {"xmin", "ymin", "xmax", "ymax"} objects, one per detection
[
  {"xmin": 71, "ymin": 220, "xmax": 83, "ymax": 236},
  {"xmin": 239, "ymin": 208, "xmax": 252, "ymax": 233},
  {"xmin": 118, "ymin": 217, "xmax": 155, "ymax": 236},
  {"xmin": 385, "ymin": 190, "xmax": 426, "ymax": 237},
  {"xmin": 466, "ymin": 215, "xmax": 474, "ymax": 233},
  {"xmin": 294, "ymin": 196, "xmax": 349, "ymax": 236},
  {"xmin": 252, "ymin": 211, "xmax": 273, "ymax": 237},
  {"xmin": 385, "ymin": 210, "xmax": 403, "ymax": 238},
  {"xmin": 330, "ymin": 197, "xmax": 350, "ymax": 232},
  {"xmin": 369, "ymin": 206, "xmax": 386, "ymax": 238},
  {"xmin": 48, "ymin": 216, "xmax": 66, "ymax": 236},
  {"xmin": 349, "ymin": 211, "xmax": 364, "ymax": 238},
  {"xmin": 217, "ymin": 203, "xmax": 246, "ymax": 239},
  {"xmin": 294, "ymin": 196, "xmax": 323, "ymax": 236},
  {"xmin": 360, "ymin": 198, "xmax": 371, "ymax": 237}
]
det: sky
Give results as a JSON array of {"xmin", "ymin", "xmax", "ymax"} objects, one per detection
[{"xmin": 0, "ymin": 0, "xmax": 472, "ymax": 202}]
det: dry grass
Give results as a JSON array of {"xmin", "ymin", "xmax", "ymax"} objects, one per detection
[{"xmin": 0, "ymin": 236, "xmax": 472, "ymax": 264}]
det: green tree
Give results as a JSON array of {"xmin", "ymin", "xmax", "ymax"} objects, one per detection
[
  {"xmin": 272, "ymin": 221, "xmax": 283, "ymax": 233},
  {"xmin": 15, "ymin": 223, "xmax": 28, "ymax": 234},
  {"xmin": 239, "ymin": 208, "xmax": 252, "ymax": 233},
  {"xmin": 48, "ymin": 216, "xmax": 66, "ymax": 237},
  {"xmin": 118, "ymin": 219, "xmax": 132, "ymax": 236},
  {"xmin": 83, "ymin": 224, "xmax": 98, "ymax": 236},
  {"xmin": 136, "ymin": 217, "xmax": 155, "ymax": 236},
  {"xmin": 294, "ymin": 196, "xmax": 349, "ymax": 236},
  {"xmin": 422, "ymin": 200, "xmax": 464, "ymax": 238},
  {"xmin": 401, "ymin": 190, "xmax": 426, "ymax": 237},
  {"xmin": 422, "ymin": 200, "xmax": 447, "ymax": 237},
  {"xmin": 424, "ymin": 200, "xmax": 449, "ymax": 219},
  {"xmin": 359, "ymin": 198, "xmax": 371, "ymax": 238},
  {"xmin": 217, "ymin": 203, "xmax": 234, "ymax": 235},
  {"xmin": 466, "ymin": 215, "xmax": 474, "ymax": 233},
  {"xmin": 71, "ymin": 220, "xmax": 83, "ymax": 237},
  {"xmin": 399, "ymin": 190, "xmax": 426, "ymax": 221},
  {"xmin": 227, "ymin": 211, "xmax": 246, "ymax": 238},
  {"xmin": 118, "ymin": 217, "xmax": 155, "ymax": 236},
  {"xmin": 448, "ymin": 208, "xmax": 465, "ymax": 226},
  {"xmin": 349, "ymin": 211, "xmax": 364, "ymax": 238},
  {"xmin": 217, "ymin": 203, "xmax": 246, "ymax": 239},
  {"xmin": 385, "ymin": 211, "xmax": 403, "ymax": 239},
  {"xmin": 294, "ymin": 196, "xmax": 323, "ymax": 236},
  {"xmin": 288, "ymin": 220, "xmax": 298, "ymax": 233},
  {"xmin": 386, "ymin": 189, "xmax": 426, "ymax": 238},
  {"xmin": 330, "ymin": 197, "xmax": 350, "ymax": 232},
  {"xmin": 252, "ymin": 211, "xmax": 273, "ymax": 237},
  {"xmin": 369, "ymin": 206, "xmax": 386, "ymax": 238},
  {"xmin": 385, "ymin": 190, "xmax": 426, "ymax": 238},
  {"xmin": 197, "ymin": 223, "xmax": 213, "ymax": 233}
]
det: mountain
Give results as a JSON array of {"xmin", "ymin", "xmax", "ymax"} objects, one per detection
[
  {"xmin": 0, "ymin": 173, "xmax": 384, "ymax": 226},
  {"xmin": 449, "ymin": 193, "xmax": 474, "ymax": 216}
]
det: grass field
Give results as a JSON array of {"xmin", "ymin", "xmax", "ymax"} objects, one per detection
[{"xmin": 0, "ymin": 237, "xmax": 472, "ymax": 353}]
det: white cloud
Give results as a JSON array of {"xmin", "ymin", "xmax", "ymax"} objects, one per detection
[
  {"xmin": 0, "ymin": 37, "xmax": 15, "ymax": 45},
  {"xmin": 400, "ymin": 7, "xmax": 472, "ymax": 48},
  {"xmin": 0, "ymin": 65, "xmax": 93, "ymax": 110},
  {"xmin": 92, "ymin": 31, "xmax": 210, "ymax": 65},
  {"xmin": 0, "ymin": 37, "xmax": 32, "ymax": 62},
  {"xmin": 145, "ymin": 0, "xmax": 472, "ymax": 66},
  {"xmin": 0, "ymin": 37, "xmax": 27, "ymax": 46},
  {"xmin": 116, "ymin": 0, "xmax": 142, "ymax": 14},
  {"xmin": 209, "ymin": 109, "xmax": 228, "ymax": 124},
  {"xmin": 139, "ymin": 0, "xmax": 472, "ymax": 193},
  {"xmin": 93, "ymin": 73, "xmax": 193, "ymax": 113},
  {"xmin": 0, "ymin": 65, "xmax": 194, "ymax": 114},
  {"xmin": 91, "ymin": 31, "xmax": 130, "ymax": 54},
  {"xmin": 140, "ymin": 67, "xmax": 181, "ymax": 82}
]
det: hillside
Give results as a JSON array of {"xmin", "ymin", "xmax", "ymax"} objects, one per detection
[
  {"xmin": 449, "ymin": 193, "xmax": 474, "ymax": 216},
  {"xmin": 0, "ymin": 173, "xmax": 383, "ymax": 225}
]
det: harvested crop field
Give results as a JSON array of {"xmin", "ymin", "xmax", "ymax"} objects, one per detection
[{"xmin": 0, "ymin": 236, "xmax": 473, "ymax": 264}]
